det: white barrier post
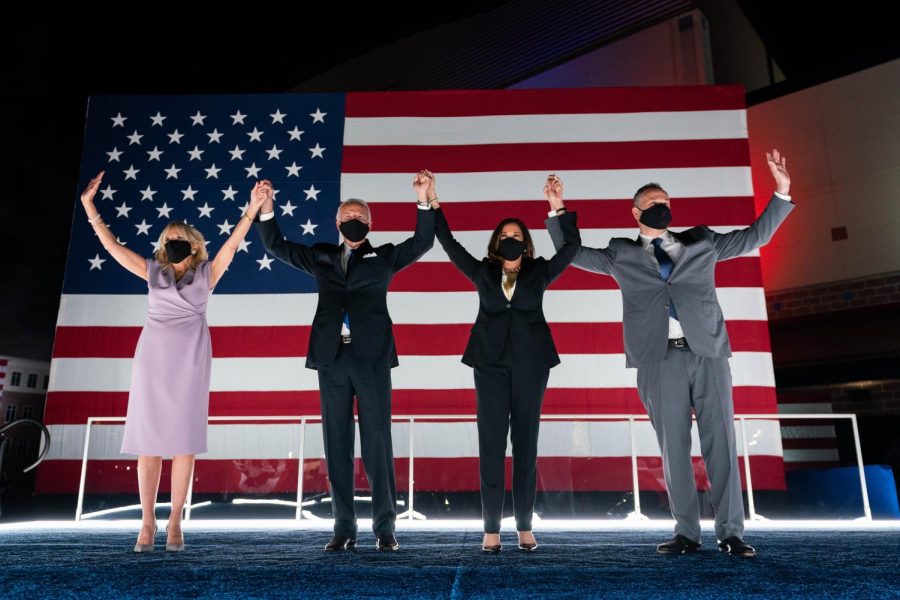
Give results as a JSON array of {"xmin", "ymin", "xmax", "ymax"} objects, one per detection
[
  {"xmin": 740, "ymin": 417, "xmax": 757, "ymax": 521},
  {"xmin": 295, "ymin": 417, "xmax": 307, "ymax": 520},
  {"xmin": 628, "ymin": 416, "xmax": 643, "ymax": 518},
  {"xmin": 408, "ymin": 417, "xmax": 415, "ymax": 520},
  {"xmin": 75, "ymin": 418, "xmax": 94, "ymax": 521},
  {"xmin": 851, "ymin": 414, "xmax": 873, "ymax": 521}
]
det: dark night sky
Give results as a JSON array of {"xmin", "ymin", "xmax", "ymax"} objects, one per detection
[
  {"xmin": 2, "ymin": 4, "xmax": 897, "ymax": 360},
  {"xmin": 1, "ymin": 5, "xmax": 512, "ymax": 359}
]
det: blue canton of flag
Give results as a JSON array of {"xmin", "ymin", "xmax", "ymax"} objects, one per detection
[{"xmin": 65, "ymin": 94, "xmax": 346, "ymax": 294}]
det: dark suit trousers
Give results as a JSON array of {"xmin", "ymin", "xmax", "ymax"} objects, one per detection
[
  {"xmin": 317, "ymin": 343, "xmax": 397, "ymax": 537},
  {"xmin": 473, "ymin": 342, "xmax": 550, "ymax": 533}
]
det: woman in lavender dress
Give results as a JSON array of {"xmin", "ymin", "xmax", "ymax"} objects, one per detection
[{"xmin": 79, "ymin": 171, "xmax": 269, "ymax": 552}]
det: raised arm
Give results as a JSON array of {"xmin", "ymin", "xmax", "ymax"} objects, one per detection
[
  {"xmin": 254, "ymin": 179, "xmax": 317, "ymax": 275},
  {"xmin": 390, "ymin": 169, "xmax": 437, "ymax": 273},
  {"xmin": 544, "ymin": 174, "xmax": 615, "ymax": 276},
  {"xmin": 709, "ymin": 149, "xmax": 794, "ymax": 261},
  {"xmin": 80, "ymin": 171, "xmax": 148, "ymax": 280},
  {"xmin": 433, "ymin": 207, "xmax": 482, "ymax": 281},
  {"xmin": 543, "ymin": 174, "xmax": 581, "ymax": 284},
  {"xmin": 422, "ymin": 170, "xmax": 480, "ymax": 280},
  {"xmin": 208, "ymin": 180, "xmax": 266, "ymax": 288}
]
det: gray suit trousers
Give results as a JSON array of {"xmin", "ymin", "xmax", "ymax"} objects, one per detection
[{"xmin": 636, "ymin": 345, "xmax": 744, "ymax": 542}]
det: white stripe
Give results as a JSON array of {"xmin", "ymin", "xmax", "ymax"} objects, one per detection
[
  {"xmin": 780, "ymin": 425, "xmax": 837, "ymax": 440},
  {"xmin": 56, "ymin": 288, "xmax": 769, "ymax": 327},
  {"xmin": 783, "ymin": 449, "xmax": 840, "ymax": 462},
  {"xmin": 48, "ymin": 352, "xmax": 774, "ymax": 393},
  {"xmin": 341, "ymin": 168, "xmax": 753, "ymax": 202},
  {"xmin": 777, "ymin": 403, "xmax": 833, "ymax": 414},
  {"xmin": 344, "ymin": 111, "xmax": 748, "ymax": 146},
  {"xmin": 368, "ymin": 228, "xmax": 761, "ymax": 259},
  {"xmin": 43, "ymin": 418, "xmax": 782, "ymax": 461}
]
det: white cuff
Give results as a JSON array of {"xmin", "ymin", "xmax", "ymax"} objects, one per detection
[
  {"xmin": 259, "ymin": 211, "xmax": 275, "ymax": 221},
  {"xmin": 773, "ymin": 191, "xmax": 792, "ymax": 201},
  {"xmin": 416, "ymin": 202, "xmax": 431, "ymax": 210},
  {"xmin": 547, "ymin": 209, "xmax": 558, "ymax": 218}
]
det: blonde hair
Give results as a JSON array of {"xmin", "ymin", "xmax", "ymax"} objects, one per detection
[{"xmin": 154, "ymin": 221, "xmax": 208, "ymax": 270}]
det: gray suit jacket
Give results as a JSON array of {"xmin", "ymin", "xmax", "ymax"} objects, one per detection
[{"xmin": 546, "ymin": 195, "xmax": 794, "ymax": 368}]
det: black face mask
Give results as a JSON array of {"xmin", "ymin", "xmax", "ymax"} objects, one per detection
[
  {"xmin": 164, "ymin": 240, "xmax": 193, "ymax": 264},
  {"xmin": 497, "ymin": 237, "xmax": 526, "ymax": 261},
  {"xmin": 339, "ymin": 219, "xmax": 369, "ymax": 243},
  {"xmin": 638, "ymin": 203, "xmax": 672, "ymax": 229}
]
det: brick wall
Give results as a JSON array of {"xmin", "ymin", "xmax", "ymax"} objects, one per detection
[
  {"xmin": 766, "ymin": 271, "xmax": 900, "ymax": 320},
  {"xmin": 829, "ymin": 380, "xmax": 900, "ymax": 417},
  {"xmin": 779, "ymin": 380, "xmax": 900, "ymax": 417}
]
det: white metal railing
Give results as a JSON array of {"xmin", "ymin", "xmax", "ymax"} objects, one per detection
[{"xmin": 74, "ymin": 413, "xmax": 872, "ymax": 522}]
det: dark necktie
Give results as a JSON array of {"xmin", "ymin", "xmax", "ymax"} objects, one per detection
[
  {"xmin": 652, "ymin": 237, "xmax": 678, "ymax": 320},
  {"xmin": 345, "ymin": 247, "xmax": 357, "ymax": 274},
  {"xmin": 343, "ymin": 248, "xmax": 356, "ymax": 332}
]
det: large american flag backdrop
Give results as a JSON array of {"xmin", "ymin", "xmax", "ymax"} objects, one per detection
[{"xmin": 37, "ymin": 86, "xmax": 787, "ymax": 496}]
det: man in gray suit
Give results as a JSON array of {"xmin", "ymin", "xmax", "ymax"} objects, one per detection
[{"xmin": 546, "ymin": 150, "xmax": 793, "ymax": 557}]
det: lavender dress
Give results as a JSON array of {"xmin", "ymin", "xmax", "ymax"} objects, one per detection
[{"xmin": 120, "ymin": 258, "xmax": 213, "ymax": 456}]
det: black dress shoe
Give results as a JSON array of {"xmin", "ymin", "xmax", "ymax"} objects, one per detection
[
  {"xmin": 656, "ymin": 534, "xmax": 701, "ymax": 555},
  {"xmin": 324, "ymin": 535, "xmax": 357, "ymax": 551},
  {"xmin": 375, "ymin": 533, "xmax": 399, "ymax": 551},
  {"xmin": 718, "ymin": 536, "xmax": 756, "ymax": 557}
]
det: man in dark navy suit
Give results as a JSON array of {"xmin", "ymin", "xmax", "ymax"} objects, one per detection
[{"xmin": 254, "ymin": 174, "xmax": 436, "ymax": 551}]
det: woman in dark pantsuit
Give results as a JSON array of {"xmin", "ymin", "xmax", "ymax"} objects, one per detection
[{"xmin": 432, "ymin": 172, "xmax": 579, "ymax": 553}]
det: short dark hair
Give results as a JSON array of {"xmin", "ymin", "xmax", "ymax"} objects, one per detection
[
  {"xmin": 487, "ymin": 218, "xmax": 535, "ymax": 264},
  {"xmin": 633, "ymin": 183, "xmax": 667, "ymax": 207}
]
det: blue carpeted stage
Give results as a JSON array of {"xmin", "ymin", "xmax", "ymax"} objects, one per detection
[{"xmin": 2, "ymin": 521, "xmax": 899, "ymax": 598}]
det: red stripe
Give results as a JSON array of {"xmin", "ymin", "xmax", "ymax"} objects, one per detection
[
  {"xmin": 51, "ymin": 319, "xmax": 771, "ymax": 359},
  {"xmin": 345, "ymin": 86, "xmax": 746, "ymax": 118},
  {"xmin": 369, "ymin": 198, "xmax": 757, "ymax": 230},
  {"xmin": 390, "ymin": 257, "xmax": 763, "ymax": 291},
  {"xmin": 42, "ymin": 387, "xmax": 777, "ymax": 426},
  {"xmin": 342, "ymin": 140, "xmax": 750, "ymax": 173},
  {"xmin": 35, "ymin": 454, "xmax": 783, "ymax": 495}
]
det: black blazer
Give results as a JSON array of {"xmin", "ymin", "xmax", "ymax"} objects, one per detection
[
  {"xmin": 435, "ymin": 208, "xmax": 580, "ymax": 368},
  {"xmin": 256, "ymin": 208, "xmax": 436, "ymax": 369}
]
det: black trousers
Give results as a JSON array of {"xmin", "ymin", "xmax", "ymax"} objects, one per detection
[
  {"xmin": 317, "ymin": 342, "xmax": 397, "ymax": 537},
  {"xmin": 473, "ymin": 346, "xmax": 550, "ymax": 533}
]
